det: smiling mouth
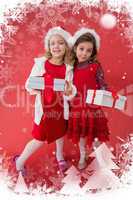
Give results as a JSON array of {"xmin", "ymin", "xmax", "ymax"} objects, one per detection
[
  {"xmin": 53, "ymin": 50, "xmax": 61, "ymax": 53},
  {"xmin": 81, "ymin": 57, "xmax": 87, "ymax": 60}
]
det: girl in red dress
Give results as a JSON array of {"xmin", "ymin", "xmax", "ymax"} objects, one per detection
[
  {"xmin": 66, "ymin": 28, "xmax": 110, "ymax": 170},
  {"xmin": 15, "ymin": 27, "xmax": 72, "ymax": 173}
]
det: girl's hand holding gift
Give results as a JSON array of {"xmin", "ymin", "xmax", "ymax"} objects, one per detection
[
  {"xmin": 64, "ymin": 80, "xmax": 77, "ymax": 101},
  {"xmin": 64, "ymin": 80, "xmax": 73, "ymax": 96},
  {"xmin": 32, "ymin": 89, "xmax": 41, "ymax": 93}
]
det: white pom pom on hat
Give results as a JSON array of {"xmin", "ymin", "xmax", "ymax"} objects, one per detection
[
  {"xmin": 72, "ymin": 27, "xmax": 101, "ymax": 50},
  {"xmin": 44, "ymin": 26, "xmax": 72, "ymax": 50}
]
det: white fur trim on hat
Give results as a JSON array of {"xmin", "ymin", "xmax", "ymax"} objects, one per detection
[
  {"xmin": 72, "ymin": 27, "xmax": 100, "ymax": 50},
  {"xmin": 44, "ymin": 26, "xmax": 72, "ymax": 50}
]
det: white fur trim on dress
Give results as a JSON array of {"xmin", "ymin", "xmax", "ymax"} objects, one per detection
[
  {"xmin": 72, "ymin": 27, "xmax": 100, "ymax": 50},
  {"xmin": 44, "ymin": 26, "xmax": 72, "ymax": 50},
  {"xmin": 63, "ymin": 98, "xmax": 69, "ymax": 120}
]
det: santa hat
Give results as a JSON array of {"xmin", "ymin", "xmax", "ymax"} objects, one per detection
[
  {"xmin": 72, "ymin": 27, "xmax": 100, "ymax": 50},
  {"xmin": 44, "ymin": 26, "xmax": 72, "ymax": 50}
]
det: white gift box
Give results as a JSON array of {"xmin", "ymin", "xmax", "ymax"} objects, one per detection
[
  {"xmin": 27, "ymin": 77, "xmax": 44, "ymax": 90},
  {"xmin": 86, "ymin": 89, "xmax": 127, "ymax": 111},
  {"xmin": 27, "ymin": 76, "xmax": 65, "ymax": 91},
  {"xmin": 54, "ymin": 79, "xmax": 65, "ymax": 91}
]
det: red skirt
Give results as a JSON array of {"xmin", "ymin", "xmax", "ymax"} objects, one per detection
[
  {"xmin": 32, "ymin": 92, "xmax": 67, "ymax": 144},
  {"xmin": 67, "ymin": 102, "xmax": 110, "ymax": 146}
]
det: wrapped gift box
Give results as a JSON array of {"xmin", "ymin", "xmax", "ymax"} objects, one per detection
[
  {"xmin": 27, "ymin": 76, "xmax": 65, "ymax": 91},
  {"xmin": 27, "ymin": 76, "xmax": 44, "ymax": 90},
  {"xmin": 54, "ymin": 79, "xmax": 65, "ymax": 91},
  {"xmin": 86, "ymin": 89, "xmax": 127, "ymax": 111}
]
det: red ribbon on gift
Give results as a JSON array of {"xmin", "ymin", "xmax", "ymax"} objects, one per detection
[
  {"xmin": 111, "ymin": 89, "xmax": 127, "ymax": 110},
  {"xmin": 91, "ymin": 89, "xmax": 119, "ymax": 109},
  {"xmin": 123, "ymin": 88, "xmax": 128, "ymax": 110},
  {"xmin": 91, "ymin": 90, "xmax": 97, "ymax": 104},
  {"xmin": 43, "ymin": 74, "xmax": 54, "ymax": 104},
  {"xmin": 111, "ymin": 91, "xmax": 119, "ymax": 108}
]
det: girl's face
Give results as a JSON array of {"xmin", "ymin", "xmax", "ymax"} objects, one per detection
[
  {"xmin": 75, "ymin": 41, "xmax": 93, "ymax": 63},
  {"xmin": 49, "ymin": 34, "xmax": 67, "ymax": 59}
]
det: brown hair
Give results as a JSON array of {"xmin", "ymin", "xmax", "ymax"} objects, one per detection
[
  {"xmin": 71, "ymin": 32, "xmax": 99, "ymax": 65},
  {"xmin": 44, "ymin": 38, "xmax": 71, "ymax": 64}
]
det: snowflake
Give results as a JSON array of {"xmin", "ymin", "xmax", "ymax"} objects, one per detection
[
  {"xmin": 34, "ymin": 4, "xmax": 67, "ymax": 27},
  {"xmin": 0, "ymin": 24, "xmax": 18, "ymax": 55},
  {"xmin": 26, "ymin": 20, "xmax": 41, "ymax": 35},
  {"xmin": 0, "ymin": 25, "xmax": 7, "ymax": 44},
  {"xmin": 116, "ymin": 135, "xmax": 133, "ymax": 179},
  {"xmin": 5, "ymin": 25, "xmax": 18, "ymax": 38},
  {"xmin": 1, "ymin": 48, "xmax": 14, "ymax": 58},
  {"xmin": 124, "ymin": 24, "xmax": 133, "ymax": 46},
  {"xmin": 5, "ymin": 37, "xmax": 17, "ymax": 46},
  {"xmin": 83, "ymin": 6, "xmax": 93, "ymax": 19},
  {"xmin": 72, "ymin": 1, "xmax": 84, "ymax": 15},
  {"xmin": 22, "ymin": 2, "xmax": 37, "ymax": 15},
  {"xmin": 0, "ymin": 43, "xmax": 5, "ymax": 55},
  {"xmin": 84, "ymin": 7, "xmax": 101, "ymax": 22},
  {"xmin": 117, "ymin": 13, "xmax": 132, "ymax": 29},
  {"xmin": 72, "ymin": 0, "xmax": 100, "ymax": 15},
  {"xmin": 4, "ymin": 7, "xmax": 25, "ymax": 23},
  {"xmin": 107, "ymin": 0, "xmax": 124, "ymax": 10},
  {"xmin": 0, "ymin": 63, "xmax": 16, "ymax": 86}
]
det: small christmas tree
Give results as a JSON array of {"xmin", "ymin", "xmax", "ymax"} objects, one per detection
[
  {"xmin": 90, "ymin": 142, "xmax": 115, "ymax": 158},
  {"xmin": 83, "ymin": 142, "xmax": 120, "ymax": 191},
  {"xmin": 14, "ymin": 172, "xmax": 29, "ymax": 194},
  {"xmin": 60, "ymin": 165, "xmax": 83, "ymax": 195},
  {"xmin": 89, "ymin": 142, "xmax": 119, "ymax": 169}
]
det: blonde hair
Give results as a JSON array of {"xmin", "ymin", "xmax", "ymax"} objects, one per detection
[{"xmin": 44, "ymin": 39, "xmax": 71, "ymax": 65}]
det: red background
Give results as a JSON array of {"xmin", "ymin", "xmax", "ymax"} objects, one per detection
[{"xmin": 0, "ymin": 1, "xmax": 133, "ymax": 166}]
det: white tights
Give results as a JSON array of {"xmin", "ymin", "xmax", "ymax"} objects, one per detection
[
  {"xmin": 16, "ymin": 137, "xmax": 65, "ymax": 171},
  {"xmin": 78, "ymin": 137, "xmax": 86, "ymax": 163}
]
